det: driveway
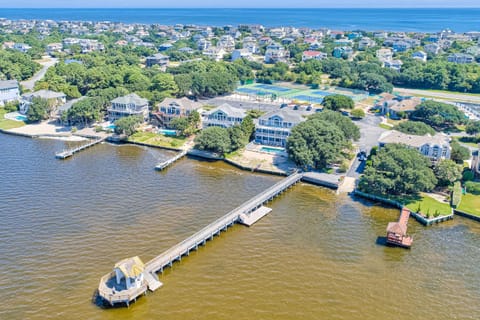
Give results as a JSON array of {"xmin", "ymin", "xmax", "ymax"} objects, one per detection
[{"xmin": 21, "ymin": 56, "xmax": 58, "ymax": 91}]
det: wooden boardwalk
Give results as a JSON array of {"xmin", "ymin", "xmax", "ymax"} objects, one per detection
[
  {"xmin": 144, "ymin": 172, "xmax": 303, "ymax": 276},
  {"xmin": 155, "ymin": 150, "xmax": 187, "ymax": 171},
  {"xmin": 55, "ymin": 137, "xmax": 107, "ymax": 159}
]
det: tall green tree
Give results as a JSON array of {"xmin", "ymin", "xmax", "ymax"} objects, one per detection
[
  {"xmin": 321, "ymin": 94, "xmax": 355, "ymax": 111},
  {"xmin": 434, "ymin": 160, "xmax": 462, "ymax": 187},
  {"xmin": 194, "ymin": 126, "xmax": 232, "ymax": 154},
  {"xmin": 286, "ymin": 119, "xmax": 347, "ymax": 169},
  {"xmin": 358, "ymin": 144, "xmax": 437, "ymax": 195},
  {"xmin": 394, "ymin": 121, "xmax": 436, "ymax": 136},
  {"xmin": 26, "ymin": 97, "xmax": 49, "ymax": 122},
  {"xmin": 114, "ymin": 115, "xmax": 143, "ymax": 136}
]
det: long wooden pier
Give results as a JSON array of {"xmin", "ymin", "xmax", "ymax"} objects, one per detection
[
  {"xmin": 55, "ymin": 137, "xmax": 107, "ymax": 159},
  {"xmin": 155, "ymin": 150, "xmax": 187, "ymax": 170},
  {"xmin": 144, "ymin": 172, "xmax": 303, "ymax": 275}
]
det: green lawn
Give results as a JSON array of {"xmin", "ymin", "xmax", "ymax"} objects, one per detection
[
  {"xmin": 457, "ymin": 193, "xmax": 480, "ymax": 217},
  {"xmin": 379, "ymin": 123, "xmax": 392, "ymax": 130},
  {"xmin": 128, "ymin": 131, "xmax": 187, "ymax": 149},
  {"xmin": 453, "ymin": 136, "xmax": 479, "ymax": 148},
  {"xmin": 0, "ymin": 108, "xmax": 25, "ymax": 130},
  {"xmin": 403, "ymin": 193, "xmax": 452, "ymax": 217}
]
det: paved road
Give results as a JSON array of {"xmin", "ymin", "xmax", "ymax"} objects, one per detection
[
  {"xmin": 394, "ymin": 87, "xmax": 480, "ymax": 104},
  {"xmin": 21, "ymin": 56, "xmax": 58, "ymax": 91},
  {"xmin": 204, "ymin": 96, "xmax": 280, "ymax": 113},
  {"xmin": 347, "ymin": 114, "xmax": 387, "ymax": 179}
]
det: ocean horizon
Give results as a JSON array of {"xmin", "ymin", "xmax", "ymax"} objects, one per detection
[{"xmin": 1, "ymin": 8, "xmax": 480, "ymax": 32}]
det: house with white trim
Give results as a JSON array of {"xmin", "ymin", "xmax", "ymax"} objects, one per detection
[{"xmin": 203, "ymin": 103, "xmax": 246, "ymax": 128}]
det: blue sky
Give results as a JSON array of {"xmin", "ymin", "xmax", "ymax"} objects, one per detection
[{"xmin": 2, "ymin": 0, "xmax": 480, "ymax": 8}]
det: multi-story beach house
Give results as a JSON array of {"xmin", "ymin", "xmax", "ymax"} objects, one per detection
[
  {"xmin": 378, "ymin": 130, "xmax": 451, "ymax": 162},
  {"xmin": 412, "ymin": 51, "xmax": 428, "ymax": 62},
  {"xmin": 20, "ymin": 90, "xmax": 66, "ymax": 115},
  {"xmin": 254, "ymin": 108, "xmax": 308, "ymax": 147},
  {"xmin": 302, "ymin": 50, "xmax": 327, "ymax": 62},
  {"xmin": 333, "ymin": 46, "xmax": 353, "ymax": 58},
  {"xmin": 107, "ymin": 93, "xmax": 149, "ymax": 122},
  {"xmin": 153, "ymin": 97, "xmax": 201, "ymax": 128},
  {"xmin": 376, "ymin": 48, "xmax": 393, "ymax": 62},
  {"xmin": 203, "ymin": 103, "xmax": 246, "ymax": 128},
  {"xmin": 447, "ymin": 53, "xmax": 475, "ymax": 64},
  {"xmin": 231, "ymin": 49, "xmax": 253, "ymax": 61},
  {"xmin": 0, "ymin": 80, "xmax": 20, "ymax": 106},
  {"xmin": 264, "ymin": 43, "xmax": 289, "ymax": 64},
  {"xmin": 145, "ymin": 53, "xmax": 169, "ymax": 68},
  {"xmin": 358, "ymin": 37, "xmax": 376, "ymax": 50}
]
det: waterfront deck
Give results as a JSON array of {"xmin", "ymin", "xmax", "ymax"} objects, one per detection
[
  {"xmin": 55, "ymin": 137, "xmax": 106, "ymax": 159},
  {"xmin": 386, "ymin": 207, "xmax": 413, "ymax": 248},
  {"xmin": 155, "ymin": 150, "xmax": 187, "ymax": 170}
]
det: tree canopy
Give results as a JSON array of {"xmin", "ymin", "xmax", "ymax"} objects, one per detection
[
  {"xmin": 286, "ymin": 118, "xmax": 348, "ymax": 169},
  {"xmin": 450, "ymin": 140, "xmax": 471, "ymax": 163},
  {"xmin": 434, "ymin": 160, "xmax": 462, "ymax": 187},
  {"xmin": 321, "ymin": 94, "xmax": 354, "ymax": 111},
  {"xmin": 194, "ymin": 126, "xmax": 232, "ymax": 154},
  {"xmin": 393, "ymin": 121, "xmax": 436, "ymax": 136},
  {"xmin": 410, "ymin": 100, "xmax": 466, "ymax": 129},
  {"xmin": 358, "ymin": 144, "xmax": 437, "ymax": 195},
  {"xmin": 311, "ymin": 110, "xmax": 360, "ymax": 141},
  {"xmin": 466, "ymin": 121, "xmax": 480, "ymax": 135},
  {"xmin": 114, "ymin": 115, "xmax": 143, "ymax": 136}
]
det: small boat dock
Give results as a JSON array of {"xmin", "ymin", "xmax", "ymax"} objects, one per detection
[
  {"xmin": 55, "ymin": 136, "xmax": 107, "ymax": 159},
  {"xmin": 154, "ymin": 149, "xmax": 187, "ymax": 170},
  {"xmin": 386, "ymin": 207, "xmax": 413, "ymax": 248}
]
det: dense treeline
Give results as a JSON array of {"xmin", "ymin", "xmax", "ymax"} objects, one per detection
[
  {"xmin": 0, "ymin": 49, "xmax": 41, "ymax": 81},
  {"xmin": 291, "ymin": 57, "xmax": 480, "ymax": 94}
]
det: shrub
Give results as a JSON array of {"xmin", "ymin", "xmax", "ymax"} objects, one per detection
[
  {"xmin": 465, "ymin": 181, "xmax": 480, "ymax": 195},
  {"xmin": 71, "ymin": 126, "xmax": 77, "ymax": 133},
  {"xmin": 94, "ymin": 125, "xmax": 103, "ymax": 132},
  {"xmin": 462, "ymin": 170, "xmax": 474, "ymax": 182},
  {"xmin": 338, "ymin": 160, "xmax": 350, "ymax": 173}
]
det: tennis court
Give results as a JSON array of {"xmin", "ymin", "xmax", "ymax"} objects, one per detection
[
  {"xmin": 291, "ymin": 95, "xmax": 324, "ymax": 104},
  {"xmin": 254, "ymin": 84, "xmax": 293, "ymax": 92}
]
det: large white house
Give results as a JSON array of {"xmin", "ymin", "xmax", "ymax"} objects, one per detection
[
  {"xmin": 264, "ymin": 43, "xmax": 289, "ymax": 64},
  {"xmin": 0, "ymin": 80, "xmax": 20, "ymax": 106},
  {"xmin": 378, "ymin": 130, "xmax": 452, "ymax": 161},
  {"xmin": 203, "ymin": 103, "xmax": 246, "ymax": 128},
  {"xmin": 255, "ymin": 108, "xmax": 309, "ymax": 147},
  {"xmin": 108, "ymin": 93, "xmax": 149, "ymax": 122}
]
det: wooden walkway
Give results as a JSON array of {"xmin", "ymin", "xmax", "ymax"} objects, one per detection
[
  {"xmin": 144, "ymin": 172, "xmax": 303, "ymax": 276},
  {"xmin": 386, "ymin": 207, "xmax": 413, "ymax": 248},
  {"xmin": 155, "ymin": 150, "xmax": 187, "ymax": 171},
  {"xmin": 55, "ymin": 137, "xmax": 107, "ymax": 159}
]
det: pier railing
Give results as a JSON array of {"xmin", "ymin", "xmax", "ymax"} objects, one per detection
[
  {"xmin": 98, "ymin": 272, "xmax": 147, "ymax": 305},
  {"xmin": 145, "ymin": 172, "xmax": 303, "ymax": 273}
]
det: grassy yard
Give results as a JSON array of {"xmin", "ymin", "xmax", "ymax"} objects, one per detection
[
  {"xmin": 128, "ymin": 131, "xmax": 187, "ymax": 149},
  {"xmin": 452, "ymin": 136, "xmax": 479, "ymax": 148},
  {"xmin": 403, "ymin": 193, "xmax": 452, "ymax": 217},
  {"xmin": 379, "ymin": 123, "xmax": 392, "ymax": 130},
  {"xmin": 457, "ymin": 193, "xmax": 480, "ymax": 217},
  {"xmin": 0, "ymin": 108, "xmax": 25, "ymax": 130}
]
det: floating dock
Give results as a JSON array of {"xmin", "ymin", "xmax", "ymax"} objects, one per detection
[
  {"xmin": 155, "ymin": 150, "xmax": 187, "ymax": 170},
  {"xmin": 55, "ymin": 137, "xmax": 106, "ymax": 159},
  {"xmin": 97, "ymin": 172, "xmax": 303, "ymax": 307}
]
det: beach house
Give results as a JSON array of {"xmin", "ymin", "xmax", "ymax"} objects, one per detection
[
  {"xmin": 378, "ymin": 130, "xmax": 451, "ymax": 162},
  {"xmin": 203, "ymin": 103, "xmax": 246, "ymax": 128},
  {"xmin": 107, "ymin": 93, "xmax": 149, "ymax": 122},
  {"xmin": 153, "ymin": 97, "xmax": 201, "ymax": 128},
  {"xmin": 0, "ymin": 80, "xmax": 20, "ymax": 106},
  {"xmin": 145, "ymin": 53, "xmax": 169, "ymax": 68},
  {"xmin": 20, "ymin": 90, "xmax": 66, "ymax": 115},
  {"xmin": 264, "ymin": 43, "xmax": 289, "ymax": 64},
  {"xmin": 254, "ymin": 108, "xmax": 308, "ymax": 147}
]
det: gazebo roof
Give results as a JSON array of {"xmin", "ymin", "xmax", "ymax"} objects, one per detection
[{"xmin": 114, "ymin": 256, "xmax": 145, "ymax": 278}]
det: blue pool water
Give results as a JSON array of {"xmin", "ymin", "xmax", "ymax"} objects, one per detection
[
  {"xmin": 159, "ymin": 129, "xmax": 177, "ymax": 136},
  {"xmin": 260, "ymin": 146, "xmax": 286, "ymax": 154},
  {"xmin": 15, "ymin": 115, "xmax": 27, "ymax": 121},
  {"xmin": 105, "ymin": 124, "xmax": 116, "ymax": 130}
]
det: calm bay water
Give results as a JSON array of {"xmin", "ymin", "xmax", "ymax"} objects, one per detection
[
  {"xmin": 1, "ymin": 8, "xmax": 480, "ymax": 32},
  {"xmin": 0, "ymin": 133, "xmax": 479, "ymax": 320}
]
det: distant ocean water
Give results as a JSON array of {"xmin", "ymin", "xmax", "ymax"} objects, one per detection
[{"xmin": 1, "ymin": 8, "xmax": 480, "ymax": 32}]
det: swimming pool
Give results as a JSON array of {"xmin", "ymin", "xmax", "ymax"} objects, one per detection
[
  {"xmin": 260, "ymin": 146, "xmax": 286, "ymax": 154},
  {"xmin": 15, "ymin": 115, "xmax": 27, "ymax": 122},
  {"xmin": 159, "ymin": 129, "xmax": 177, "ymax": 136},
  {"xmin": 105, "ymin": 124, "xmax": 116, "ymax": 130}
]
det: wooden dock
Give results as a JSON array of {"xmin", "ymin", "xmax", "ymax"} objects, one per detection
[
  {"xmin": 144, "ymin": 172, "xmax": 303, "ymax": 275},
  {"xmin": 98, "ymin": 173, "xmax": 304, "ymax": 307},
  {"xmin": 154, "ymin": 150, "xmax": 187, "ymax": 171},
  {"xmin": 55, "ymin": 137, "xmax": 107, "ymax": 159},
  {"xmin": 386, "ymin": 207, "xmax": 413, "ymax": 248}
]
